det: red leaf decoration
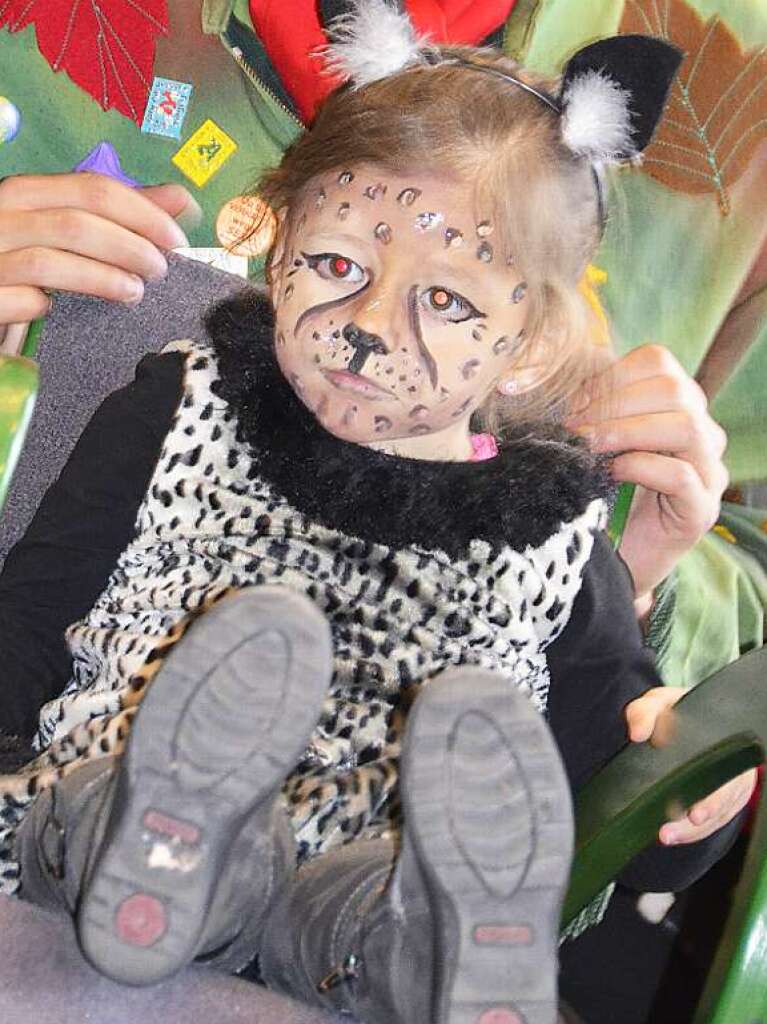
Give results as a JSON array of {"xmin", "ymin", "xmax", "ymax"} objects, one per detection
[{"xmin": 0, "ymin": 0, "xmax": 168, "ymax": 124}]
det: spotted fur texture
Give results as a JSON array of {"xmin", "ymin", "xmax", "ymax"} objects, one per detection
[
  {"xmin": 0, "ymin": 297, "xmax": 610, "ymax": 895},
  {"xmin": 208, "ymin": 290, "xmax": 615, "ymax": 559}
]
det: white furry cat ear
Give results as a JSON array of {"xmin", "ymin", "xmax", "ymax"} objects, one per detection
[
  {"xmin": 559, "ymin": 35, "xmax": 684, "ymax": 163},
  {"xmin": 322, "ymin": 0, "xmax": 435, "ymax": 88}
]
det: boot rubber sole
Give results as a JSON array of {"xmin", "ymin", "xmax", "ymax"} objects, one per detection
[
  {"xmin": 401, "ymin": 669, "xmax": 573, "ymax": 1024},
  {"xmin": 77, "ymin": 587, "xmax": 332, "ymax": 986}
]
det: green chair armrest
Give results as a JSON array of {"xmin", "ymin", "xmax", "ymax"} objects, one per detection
[
  {"xmin": 564, "ymin": 646, "xmax": 767, "ymax": 1023},
  {"xmin": 565, "ymin": 646, "xmax": 767, "ymax": 927},
  {"xmin": 0, "ymin": 355, "xmax": 38, "ymax": 514}
]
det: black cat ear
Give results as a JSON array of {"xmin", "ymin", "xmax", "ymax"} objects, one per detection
[{"xmin": 559, "ymin": 34, "xmax": 684, "ymax": 163}]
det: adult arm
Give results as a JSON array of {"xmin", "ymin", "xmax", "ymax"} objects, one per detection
[
  {"xmin": 546, "ymin": 531, "xmax": 744, "ymax": 893},
  {"xmin": 0, "ymin": 350, "xmax": 184, "ymax": 741},
  {"xmin": 566, "ymin": 345, "xmax": 729, "ymax": 623}
]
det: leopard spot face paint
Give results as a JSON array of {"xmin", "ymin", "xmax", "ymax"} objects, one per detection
[
  {"xmin": 272, "ymin": 165, "xmax": 528, "ymax": 457},
  {"xmin": 511, "ymin": 282, "xmax": 528, "ymax": 303},
  {"xmin": 451, "ymin": 397, "xmax": 473, "ymax": 417},
  {"xmin": 477, "ymin": 241, "xmax": 493, "ymax": 263},
  {"xmin": 415, "ymin": 212, "xmax": 443, "ymax": 232},
  {"xmin": 397, "ymin": 187, "xmax": 421, "ymax": 206}
]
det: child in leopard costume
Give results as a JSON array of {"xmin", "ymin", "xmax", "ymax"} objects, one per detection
[{"xmin": 0, "ymin": 8, "xmax": 747, "ymax": 1022}]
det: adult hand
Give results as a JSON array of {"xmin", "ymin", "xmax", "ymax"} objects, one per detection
[
  {"xmin": 0, "ymin": 173, "xmax": 197, "ymax": 325},
  {"xmin": 625, "ymin": 686, "xmax": 757, "ymax": 845},
  {"xmin": 566, "ymin": 344, "xmax": 729, "ymax": 607}
]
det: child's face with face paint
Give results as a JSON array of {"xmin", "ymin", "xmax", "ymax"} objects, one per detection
[{"xmin": 270, "ymin": 165, "xmax": 529, "ymax": 460}]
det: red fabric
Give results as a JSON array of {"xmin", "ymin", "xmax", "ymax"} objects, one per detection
[
  {"xmin": 249, "ymin": 0, "xmax": 330, "ymax": 123},
  {"xmin": 250, "ymin": 0, "xmax": 516, "ymax": 123},
  {"xmin": 0, "ymin": 0, "xmax": 168, "ymax": 124}
]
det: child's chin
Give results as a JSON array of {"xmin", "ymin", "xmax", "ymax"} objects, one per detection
[{"xmin": 320, "ymin": 417, "xmax": 376, "ymax": 446}]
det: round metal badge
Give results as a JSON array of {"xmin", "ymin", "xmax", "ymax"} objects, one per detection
[{"xmin": 216, "ymin": 194, "xmax": 277, "ymax": 257}]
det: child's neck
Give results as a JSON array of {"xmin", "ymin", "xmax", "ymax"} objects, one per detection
[{"xmin": 366, "ymin": 419, "xmax": 474, "ymax": 462}]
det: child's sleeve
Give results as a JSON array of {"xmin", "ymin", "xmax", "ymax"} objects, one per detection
[
  {"xmin": 546, "ymin": 529, "xmax": 743, "ymax": 893},
  {"xmin": 0, "ymin": 350, "xmax": 184, "ymax": 743}
]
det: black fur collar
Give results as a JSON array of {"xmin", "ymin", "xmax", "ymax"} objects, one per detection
[{"xmin": 206, "ymin": 290, "xmax": 615, "ymax": 558}]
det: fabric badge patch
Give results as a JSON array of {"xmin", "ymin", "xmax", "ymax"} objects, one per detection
[
  {"xmin": 172, "ymin": 118, "xmax": 238, "ymax": 188},
  {"xmin": 141, "ymin": 77, "xmax": 193, "ymax": 139}
]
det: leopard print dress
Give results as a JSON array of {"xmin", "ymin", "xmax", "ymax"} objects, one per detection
[{"xmin": 0, "ymin": 305, "xmax": 612, "ymax": 941}]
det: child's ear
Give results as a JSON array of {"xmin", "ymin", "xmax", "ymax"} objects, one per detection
[{"xmin": 267, "ymin": 207, "xmax": 290, "ymax": 296}]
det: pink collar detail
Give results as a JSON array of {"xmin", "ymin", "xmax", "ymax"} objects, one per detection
[{"xmin": 469, "ymin": 433, "xmax": 499, "ymax": 462}]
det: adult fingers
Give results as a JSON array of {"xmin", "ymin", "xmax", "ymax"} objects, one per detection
[
  {"xmin": 659, "ymin": 769, "xmax": 757, "ymax": 845},
  {"xmin": 610, "ymin": 452, "xmax": 727, "ymax": 533},
  {"xmin": 578, "ymin": 412, "xmax": 728, "ymax": 492},
  {"xmin": 625, "ymin": 686, "xmax": 685, "ymax": 743},
  {"xmin": 140, "ymin": 183, "xmax": 202, "ymax": 230},
  {"xmin": 0, "ymin": 208, "xmax": 169, "ymax": 282},
  {"xmin": 0, "ymin": 174, "xmax": 189, "ymax": 252},
  {"xmin": 0, "ymin": 248, "xmax": 145, "ymax": 305},
  {"xmin": 569, "ymin": 344, "xmax": 687, "ymax": 415},
  {"xmin": 0, "ymin": 285, "xmax": 52, "ymax": 325},
  {"xmin": 686, "ymin": 769, "xmax": 758, "ymax": 827},
  {"xmin": 568, "ymin": 373, "xmax": 708, "ymax": 430}
]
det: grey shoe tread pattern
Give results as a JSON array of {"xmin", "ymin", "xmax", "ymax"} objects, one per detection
[
  {"xmin": 77, "ymin": 587, "xmax": 332, "ymax": 986},
  {"xmin": 402, "ymin": 669, "xmax": 573, "ymax": 1024}
]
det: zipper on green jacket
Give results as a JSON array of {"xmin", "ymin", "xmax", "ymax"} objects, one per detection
[{"xmin": 220, "ymin": 15, "xmax": 303, "ymax": 150}]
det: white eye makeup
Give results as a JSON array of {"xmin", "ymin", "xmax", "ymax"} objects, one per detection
[
  {"xmin": 301, "ymin": 251, "xmax": 367, "ymax": 285},
  {"xmin": 420, "ymin": 286, "xmax": 485, "ymax": 324}
]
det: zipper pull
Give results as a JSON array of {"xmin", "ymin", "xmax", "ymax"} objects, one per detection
[{"xmin": 317, "ymin": 953, "xmax": 363, "ymax": 993}]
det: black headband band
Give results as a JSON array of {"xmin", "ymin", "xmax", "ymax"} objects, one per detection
[{"xmin": 451, "ymin": 57, "xmax": 608, "ymax": 234}]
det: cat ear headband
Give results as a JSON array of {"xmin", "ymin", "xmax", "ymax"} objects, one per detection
[{"xmin": 324, "ymin": 0, "xmax": 684, "ymax": 168}]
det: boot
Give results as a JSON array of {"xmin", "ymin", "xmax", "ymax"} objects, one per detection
[
  {"xmin": 15, "ymin": 586, "xmax": 333, "ymax": 986},
  {"xmin": 260, "ymin": 668, "xmax": 575, "ymax": 1024}
]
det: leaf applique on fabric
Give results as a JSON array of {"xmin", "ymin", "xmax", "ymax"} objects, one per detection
[
  {"xmin": 621, "ymin": 0, "xmax": 767, "ymax": 214},
  {"xmin": 0, "ymin": 0, "xmax": 169, "ymax": 125}
]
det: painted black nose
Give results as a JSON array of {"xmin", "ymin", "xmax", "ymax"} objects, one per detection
[{"xmin": 343, "ymin": 322, "xmax": 387, "ymax": 373}]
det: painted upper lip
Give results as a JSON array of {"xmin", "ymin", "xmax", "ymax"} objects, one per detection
[{"xmin": 321, "ymin": 368, "xmax": 396, "ymax": 399}]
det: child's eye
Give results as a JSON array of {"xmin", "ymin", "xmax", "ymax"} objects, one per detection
[
  {"xmin": 420, "ymin": 286, "xmax": 484, "ymax": 323},
  {"xmin": 301, "ymin": 252, "xmax": 366, "ymax": 284}
]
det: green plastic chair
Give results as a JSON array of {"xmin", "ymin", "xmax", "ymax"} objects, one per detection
[
  {"xmin": 0, "ymin": 352, "xmax": 38, "ymax": 514},
  {"xmin": 565, "ymin": 645, "xmax": 767, "ymax": 1023},
  {"xmin": 1, "ymin": 316, "xmax": 766, "ymax": 1022}
]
